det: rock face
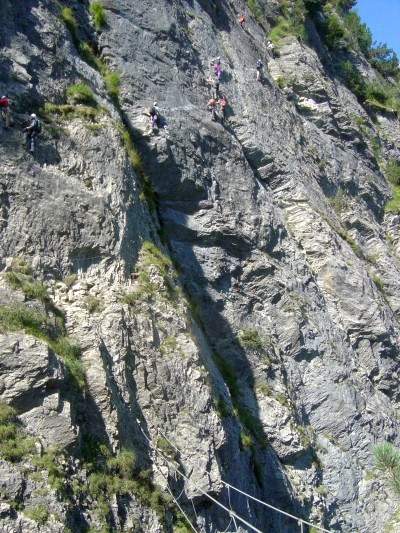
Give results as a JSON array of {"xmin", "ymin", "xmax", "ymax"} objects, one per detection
[{"xmin": 1, "ymin": 0, "xmax": 400, "ymax": 531}]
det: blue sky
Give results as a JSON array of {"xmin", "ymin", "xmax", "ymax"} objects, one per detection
[{"xmin": 355, "ymin": 0, "xmax": 400, "ymax": 57}]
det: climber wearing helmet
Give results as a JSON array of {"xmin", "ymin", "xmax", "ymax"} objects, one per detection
[
  {"xmin": 23, "ymin": 113, "xmax": 41, "ymax": 153},
  {"xmin": 0, "ymin": 95, "xmax": 10, "ymax": 127}
]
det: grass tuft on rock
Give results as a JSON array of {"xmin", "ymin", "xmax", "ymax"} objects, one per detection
[
  {"xmin": 89, "ymin": 2, "xmax": 106, "ymax": 30},
  {"xmin": 0, "ymin": 402, "xmax": 35, "ymax": 463},
  {"xmin": 104, "ymin": 72, "xmax": 120, "ymax": 107},
  {"xmin": 66, "ymin": 83, "xmax": 97, "ymax": 106},
  {"xmin": 239, "ymin": 328, "xmax": 263, "ymax": 350},
  {"xmin": 0, "ymin": 305, "xmax": 84, "ymax": 391}
]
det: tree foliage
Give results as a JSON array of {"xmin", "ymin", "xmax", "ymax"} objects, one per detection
[
  {"xmin": 344, "ymin": 10, "xmax": 372, "ymax": 53},
  {"xmin": 369, "ymin": 43, "xmax": 399, "ymax": 78}
]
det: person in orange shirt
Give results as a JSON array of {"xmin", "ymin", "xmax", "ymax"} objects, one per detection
[{"xmin": 206, "ymin": 98, "xmax": 217, "ymax": 121}]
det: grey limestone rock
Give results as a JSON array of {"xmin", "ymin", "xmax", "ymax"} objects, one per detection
[{"xmin": 1, "ymin": 0, "xmax": 400, "ymax": 531}]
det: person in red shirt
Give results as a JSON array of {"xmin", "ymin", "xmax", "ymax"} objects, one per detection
[
  {"xmin": 0, "ymin": 95, "xmax": 10, "ymax": 127},
  {"xmin": 238, "ymin": 14, "xmax": 245, "ymax": 28}
]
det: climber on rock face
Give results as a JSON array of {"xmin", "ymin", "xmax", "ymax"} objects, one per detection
[
  {"xmin": 238, "ymin": 14, "xmax": 245, "ymax": 28},
  {"xmin": 256, "ymin": 58, "xmax": 264, "ymax": 81},
  {"xmin": 23, "ymin": 113, "xmax": 41, "ymax": 153},
  {"xmin": 207, "ymin": 76, "xmax": 220, "ymax": 98},
  {"xmin": 206, "ymin": 97, "xmax": 217, "ymax": 121},
  {"xmin": 149, "ymin": 101, "xmax": 160, "ymax": 129},
  {"xmin": 219, "ymin": 95, "xmax": 227, "ymax": 119},
  {"xmin": 266, "ymin": 40, "xmax": 275, "ymax": 56},
  {"xmin": 213, "ymin": 62, "xmax": 221, "ymax": 79},
  {"xmin": 0, "ymin": 95, "xmax": 10, "ymax": 128},
  {"xmin": 210, "ymin": 56, "xmax": 221, "ymax": 67}
]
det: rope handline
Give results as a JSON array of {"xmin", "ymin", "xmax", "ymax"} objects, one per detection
[
  {"xmin": 191, "ymin": 498, "xmax": 198, "ymax": 522},
  {"xmin": 223, "ymin": 482, "xmax": 330, "ymax": 533},
  {"xmin": 157, "ymin": 429, "xmax": 330, "ymax": 533},
  {"xmin": 151, "ymin": 456, "xmax": 198, "ymax": 533},
  {"xmin": 175, "ymin": 486, "xmax": 186, "ymax": 501},
  {"xmin": 221, "ymin": 485, "xmax": 234, "ymax": 533},
  {"xmin": 138, "ymin": 423, "xmax": 263, "ymax": 533},
  {"xmin": 154, "ymin": 448, "xmax": 263, "ymax": 533}
]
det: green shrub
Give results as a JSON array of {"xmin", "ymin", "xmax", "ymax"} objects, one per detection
[
  {"xmin": 84, "ymin": 295, "xmax": 104, "ymax": 314},
  {"xmin": 0, "ymin": 304, "xmax": 84, "ymax": 391},
  {"xmin": 212, "ymin": 397, "xmax": 232, "ymax": 418},
  {"xmin": 32, "ymin": 446, "xmax": 66, "ymax": 492},
  {"xmin": 0, "ymin": 305, "xmax": 46, "ymax": 337},
  {"xmin": 81, "ymin": 444, "xmax": 171, "ymax": 522},
  {"xmin": 104, "ymin": 72, "xmax": 120, "ymax": 106},
  {"xmin": 324, "ymin": 13, "xmax": 345, "ymax": 49},
  {"xmin": 0, "ymin": 402, "xmax": 34, "ymax": 463},
  {"xmin": 44, "ymin": 103, "xmax": 99, "ymax": 121},
  {"xmin": 212, "ymin": 353, "xmax": 239, "ymax": 400},
  {"xmin": 236, "ymin": 405, "xmax": 267, "ymax": 445},
  {"xmin": 66, "ymin": 83, "xmax": 97, "ymax": 106},
  {"xmin": 60, "ymin": 6, "xmax": 76, "ymax": 34},
  {"xmin": 51, "ymin": 336, "xmax": 85, "ymax": 390},
  {"xmin": 385, "ymin": 184, "xmax": 400, "ymax": 214},
  {"xmin": 24, "ymin": 504, "xmax": 50, "ymax": 525},
  {"xmin": 106, "ymin": 449, "xmax": 136, "ymax": 478},
  {"xmin": 78, "ymin": 41, "xmax": 105, "ymax": 73},
  {"xmin": 4, "ymin": 271, "xmax": 49, "ymax": 303},
  {"xmin": 141, "ymin": 241, "xmax": 172, "ymax": 275},
  {"xmin": 371, "ymin": 273, "xmax": 386, "ymax": 296},
  {"xmin": 173, "ymin": 517, "xmax": 193, "ymax": 533},
  {"xmin": 274, "ymin": 0, "xmax": 307, "ymax": 41},
  {"xmin": 369, "ymin": 43, "xmax": 399, "ymax": 78},
  {"xmin": 120, "ymin": 291, "xmax": 138, "ymax": 307},
  {"xmin": 365, "ymin": 83, "xmax": 389, "ymax": 106},
  {"xmin": 344, "ymin": 10, "xmax": 372, "ymax": 53},
  {"xmin": 9, "ymin": 257, "xmax": 31, "ymax": 275},
  {"xmin": 277, "ymin": 76, "xmax": 286, "ymax": 89},
  {"xmin": 386, "ymin": 159, "xmax": 400, "ymax": 187},
  {"xmin": 269, "ymin": 17, "xmax": 298, "ymax": 43},
  {"xmin": 89, "ymin": 2, "xmax": 106, "ymax": 30},
  {"xmin": 340, "ymin": 60, "xmax": 367, "ymax": 101},
  {"xmin": 374, "ymin": 442, "xmax": 400, "ymax": 495},
  {"xmin": 116, "ymin": 124, "xmax": 156, "ymax": 211},
  {"xmin": 329, "ymin": 190, "xmax": 344, "ymax": 217},
  {"xmin": 155, "ymin": 436, "xmax": 177, "ymax": 459},
  {"xmin": 246, "ymin": 0, "xmax": 263, "ymax": 23},
  {"xmin": 160, "ymin": 335, "xmax": 178, "ymax": 355},
  {"xmin": 240, "ymin": 431, "xmax": 253, "ymax": 450},
  {"xmin": 239, "ymin": 328, "xmax": 263, "ymax": 349}
]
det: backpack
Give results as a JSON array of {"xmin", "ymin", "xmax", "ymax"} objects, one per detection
[{"xmin": 33, "ymin": 119, "xmax": 41, "ymax": 133}]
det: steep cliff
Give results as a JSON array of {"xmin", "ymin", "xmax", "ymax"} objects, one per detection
[{"xmin": 1, "ymin": 0, "xmax": 400, "ymax": 531}]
